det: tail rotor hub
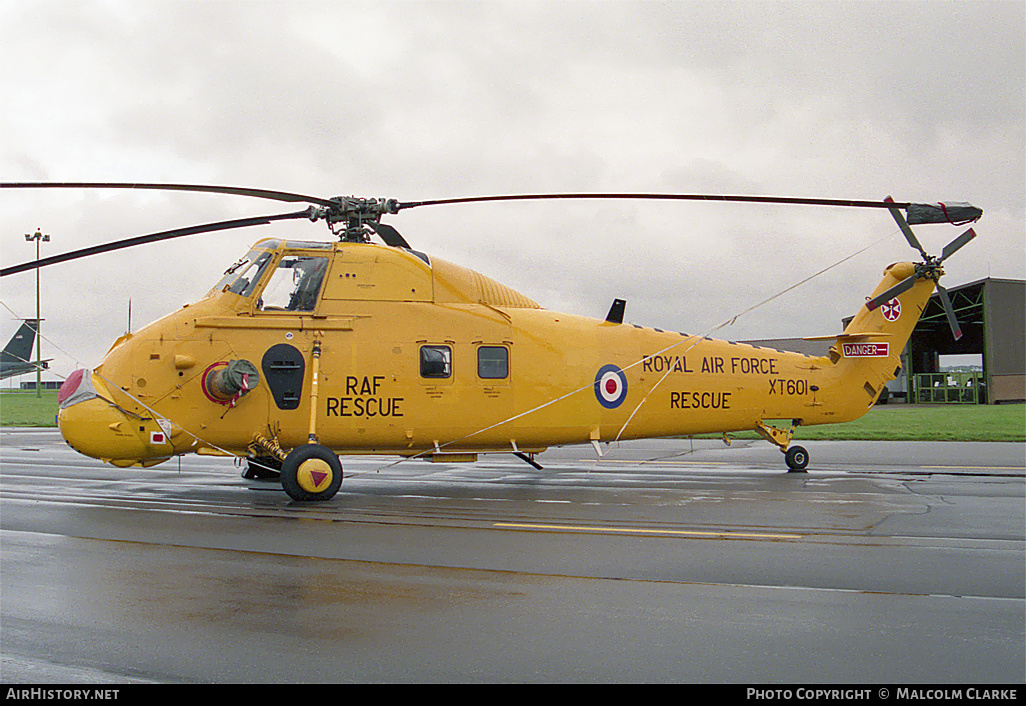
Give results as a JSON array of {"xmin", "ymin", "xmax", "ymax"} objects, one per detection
[{"xmin": 868, "ymin": 197, "xmax": 978, "ymax": 340}]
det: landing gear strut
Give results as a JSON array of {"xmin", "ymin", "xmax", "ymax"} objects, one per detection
[
  {"xmin": 277, "ymin": 339, "xmax": 344, "ymax": 501},
  {"xmin": 754, "ymin": 420, "xmax": 810, "ymax": 473}
]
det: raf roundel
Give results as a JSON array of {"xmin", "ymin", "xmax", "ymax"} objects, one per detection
[{"xmin": 594, "ymin": 364, "xmax": 628, "ymax": 409}]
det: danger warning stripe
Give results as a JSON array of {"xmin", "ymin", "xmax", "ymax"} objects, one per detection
[{"xmin": 842, "ymin": 342, "xmax": 890, "ymax": 358}]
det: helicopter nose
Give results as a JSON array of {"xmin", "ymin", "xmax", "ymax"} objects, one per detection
[{"xmin": 57, "ymin": 369, "xmax": 173, "ymax": 467}]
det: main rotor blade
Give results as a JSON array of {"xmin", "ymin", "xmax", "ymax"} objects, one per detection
[
  {"xmin": 884, "ymin": 196, "xmax": 929, "ymax": 261},
  {"xmin": 0, "ymin": 182, "xmax": 338, "ymax": 208},
  {"xmin": 0, "ymin": 209, "xmax": 313, "ymax": 277},
  {"xmin": 866, "ymin": 275, "xmax": 917, "ymax": 311},
  {"xmin": 6, "ymin": 184, "xmax": 981, "ymax": 225},
  {"xmin": 936, "ymin": 283, "xmax": 963, "ymax": 341},
  {"xmin": 940, "ymin": 228, "xmax": 977, "ymax": 263},
  {"xmin": 395, "ymin": 193, "xmax": 916, "ymax": 212},
  {"xmin": 906, "ymin": 202, "xmax": 983, "ymax": 225}
]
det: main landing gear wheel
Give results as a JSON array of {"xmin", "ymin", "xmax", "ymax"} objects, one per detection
[
  {"xmin": 280, "ymin": 444, "xmax": 343, "ymax": 501},
  {"xmin": 785, "ymin": 445, "xmax": 809, "ymax": 472}
]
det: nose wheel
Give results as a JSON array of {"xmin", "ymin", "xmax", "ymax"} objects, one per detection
[{"xmin": 280, "ymin": 444, "xmax": 344, "ymax": 501}]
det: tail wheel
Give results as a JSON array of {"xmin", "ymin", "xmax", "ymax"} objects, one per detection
[
  {"xmin": 281, "ymin": 444, "xmax": 343, "ymax": 501},
  {"xmin": 785, "ymin": 445, "xmax": 809, "ymax": 472}
]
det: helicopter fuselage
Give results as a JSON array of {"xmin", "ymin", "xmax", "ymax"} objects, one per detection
[{"xmin": 56, "ymin": 237, "xmax": 932, "ymax": 472}]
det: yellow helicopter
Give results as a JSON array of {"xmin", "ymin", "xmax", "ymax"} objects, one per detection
[{"xmin": 0, "ymin": 183, "xmax": 981, "ymax": 501}]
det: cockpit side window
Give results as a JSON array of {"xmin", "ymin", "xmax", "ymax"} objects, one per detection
[
  {"xmin": 214, "ymin": 249, "xmax": 275, "ymax": 298},
  {"xmin": 226, "ymin": 251, "xmax": 275, "ymax": 297},
  {"xmin": 258, "ymin": 255, "xmax": 329, "ymax": 312}
]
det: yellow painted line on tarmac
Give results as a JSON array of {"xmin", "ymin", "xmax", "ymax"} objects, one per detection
[
  {"xmin": 493, "ymin": 522, "xmax": 802, "ymax": 541},
  {"xmin": 582, "ymin": 459, "xmax": 732, "ymax": 465}
]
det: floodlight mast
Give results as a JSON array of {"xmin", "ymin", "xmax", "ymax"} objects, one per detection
[{"xmin": 24, "ymin": 229, "xmax": 50, "ymax": 397}]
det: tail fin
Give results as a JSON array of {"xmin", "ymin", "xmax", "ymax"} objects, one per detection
[
  {"xmin": 1, "ymin": 319, "xmax": 39, "ymax": 365},
  {"xmin": 802, "ymin": 201, "xmax": 976, "ymax": 426},
  {"xmin": 810, "ymin": 262, "xmax": 936, "ymax": 419},
  {"xmin": 837, "ymin": 261, "xmax": 933, "ymax": 354}
]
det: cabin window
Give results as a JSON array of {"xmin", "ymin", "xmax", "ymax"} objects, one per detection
[
  {"xmin": 420, "ymin": 345, "xmax": 452, "ymax": 378},
  {"xmin": 258, "ymin": 256, "xmax": 329, "ymax": 312},
  {"xmin": 477, "ymin": 346, "xmax": 509, "ymax": 379}
]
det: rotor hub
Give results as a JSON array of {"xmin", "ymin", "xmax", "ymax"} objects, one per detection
[
  {"xmin": 307, "ymin": 196, "xmax": 400, "ymax": 242},
  {"xmin": 914, "ymin": 259, "xmax": 944, "ymax": 282}
]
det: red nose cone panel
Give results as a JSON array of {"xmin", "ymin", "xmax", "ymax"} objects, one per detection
[
  {"xmin": 58, "ymin": 369, "xmax": 84, "ymax": 405},
  {"xmin": 58, "ymin": 368, "xmax": 100, "ymax": 409}
]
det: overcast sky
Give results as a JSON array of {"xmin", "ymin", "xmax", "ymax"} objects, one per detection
[{"xmin": 1, "ymin": 0, "xmax": 1023, "ymax": 382}]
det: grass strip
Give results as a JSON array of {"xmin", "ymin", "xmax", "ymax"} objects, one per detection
[{"xmin": 2, "ymin": 392, "xmax": 1023, "ymax": 442}]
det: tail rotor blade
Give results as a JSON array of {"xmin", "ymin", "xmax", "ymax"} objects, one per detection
[
  {"xmin": 940, "ymin": 228, "xmax": 977, "ymax": 263},
  {"xmin": 885, "ymin": 196, "xmax": 929, "ymax": 260},
  {"xmin": 936, "ymin": 283, "xmax": 963, "ymax": 341},
  {"xmin": 866, "ymin": 275, "xmax": 916, "ymax": 311}
]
